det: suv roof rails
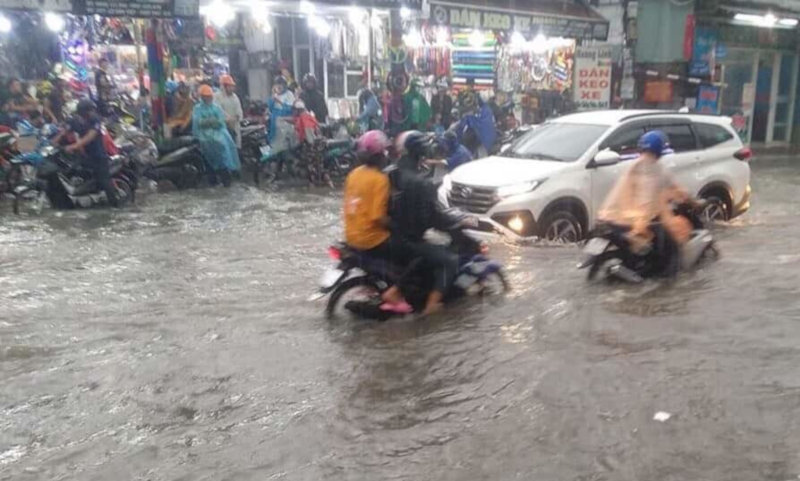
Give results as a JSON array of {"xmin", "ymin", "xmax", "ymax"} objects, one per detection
[
  {"xmin": 620, "ymin": 111, "xmax": 681, "ymax": 122},
  {"xmin": 620, "ymin": 111, "xmax": 728, "ymax": 122}
]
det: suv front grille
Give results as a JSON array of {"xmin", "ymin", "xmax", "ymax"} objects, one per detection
[{"xmin": 448, "ymin": 182, "xmax": 498, "ymax": 214}]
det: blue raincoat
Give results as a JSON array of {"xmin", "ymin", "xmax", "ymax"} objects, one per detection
[
  {"xmin": 192, "ymin": 101, "xmax": 241, "ymax": 172},
  {"xmin": 456, "ymin": 103, "xmax": 497, "ymax": 153},
  {"xmin": 267, "ymin": 91, "xmax": 295, "ymax": 146}
]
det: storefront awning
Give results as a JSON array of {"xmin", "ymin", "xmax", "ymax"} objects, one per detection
[
  {"xmin": 427, "ymin": 0, "xmax": 609, "ymax": 41},
  {"xmin": 0, "ymin": 0, "xmax": 200, "ymax": 18}
]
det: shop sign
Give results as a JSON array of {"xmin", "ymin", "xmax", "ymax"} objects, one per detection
[
  {"xmin": 690, "ymin": 26, "xmax": 716, "ymax": 77},
  {"xmin": 429, "ymin": 2, "xmax": 609, "ymax": 41},
  {"xmin": 314, "ymin": 0, "xmax": 422, "ymax": 9},
  {"xmin": 696, "ymin": 84, "xmax": 720, "ymax": 114},
  {"xmin": 0, "ymin": 0, "xmax": 199, "ymax": 17},
  {"xmin": 573, "ymin": 46, "xmax": 612, "ymax": 110},
  {"xmin": 643, "ymin": 80, "xmax": 673, "ymax": 104},
  {"xmin": 0, "ymin": 0, "xmax": 73, "ymax": 12},
  {"xmin": 620, "ymin": 77, "xmax": 635, "ymax": 100}
]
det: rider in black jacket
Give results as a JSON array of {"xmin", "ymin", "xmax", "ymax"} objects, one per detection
[{"xmin": 388, "ymin": 131, "xmax": 459, "ymax": 315}]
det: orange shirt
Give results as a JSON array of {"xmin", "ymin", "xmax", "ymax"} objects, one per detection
[{"xmin": 343, "ymin": 165, "xmax": 390, "ymax": 250}]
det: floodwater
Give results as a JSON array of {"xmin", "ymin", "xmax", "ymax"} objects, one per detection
[{"xmin": 1, "ymin": 160, "xmax": 799, "ymax": 481}]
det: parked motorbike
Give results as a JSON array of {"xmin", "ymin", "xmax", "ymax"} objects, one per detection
[
  {"xmin": 318, "ymin": 210, "xmax": 509, "ymax": 320},
  {"xmin": 240, "ymin": 119, "xmax": 267, "ymax": 167},
  {"xmin": 255, "ymin": 137, "xmax": 355, "ymax": 187},
  {"xmin": 0, "ymin": 130, "xmax": 21, "ymax": 200},
  {"xmin": 578, "ymin": 201, "xmax": 719, "ymax": 283},
  {"xmin": 147, "ymin": 137, "xmax": 208, "ymax": 189},
  {"xmin": 13, "ymin": 146, "xmax": 137, "ymax": 212}
]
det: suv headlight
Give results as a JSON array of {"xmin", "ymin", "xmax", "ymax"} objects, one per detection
[{"xmin": 496, "ymin": 179, "xmax": 544, "ymax": 198}]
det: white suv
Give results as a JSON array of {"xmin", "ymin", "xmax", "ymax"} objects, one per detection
[{"xmin": 440, "ymin": 110, "xmax": 752, "ymax": 242}]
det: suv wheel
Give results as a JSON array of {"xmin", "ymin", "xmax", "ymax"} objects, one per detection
[
  {"xmin": 700, "ymin": 195, "xmax": 729, "ymax": 223},
  {"xmin": 540, "ymin": 211, "xmax": 583, "ymax": 243}
]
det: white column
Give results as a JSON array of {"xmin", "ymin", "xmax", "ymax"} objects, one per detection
[
  {"xmin": 786, "ymin": 54, "xmax": 799, "ymax": 143},
  {"xmin": 747, "ymin": 50, "xmax": 759, "ymax": 143},
  {"xmin": 766, "ymin": 51, "xmax": 780, "ymax": 143}
]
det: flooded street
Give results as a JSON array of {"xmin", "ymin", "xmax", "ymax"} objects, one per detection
[{"xmin": 2, "ymin": 159, "xmax": 800, "ymax": 481}]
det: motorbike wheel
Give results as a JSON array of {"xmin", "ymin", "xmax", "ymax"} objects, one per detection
[
  {"xmin": 254, "ymin": 162, "xmax": 277, "ymax": 186},
  {"xmin": 113, "ymin": 178, "xmax": 133, "ymax": 206},
  {"xmin": 325, "ymin": 276, "xmax": 384, "ymax": 321},
  {"xmin": 13, "ymin": 186, "xmax": 47, "ymax": 215},
  {"xmin": 479, "ymin": 270, "xmax": 510, "ymax": 297}
]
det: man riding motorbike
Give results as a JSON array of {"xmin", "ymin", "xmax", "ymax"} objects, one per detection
[
  {"xmin": 596, "ymin": 130, "xmax": 692, "ymax": 277},
  {"xmin": 388, "ymin": 130, "xmax": 461, "ymax": 316},
  {"xmin": 55, "ymin": 99, "xmax": 119, "ymax": 206}
]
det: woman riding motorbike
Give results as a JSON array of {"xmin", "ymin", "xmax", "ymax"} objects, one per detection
[{"xmin": 597, "ymin": 130, "xmax": 692, "ymax": 277}]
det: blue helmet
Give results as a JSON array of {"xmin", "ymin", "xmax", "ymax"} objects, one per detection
[{"xmin": 638, "ymin": 130, "xmax": 668, "ymax": 158}]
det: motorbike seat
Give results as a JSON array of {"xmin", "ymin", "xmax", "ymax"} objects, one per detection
[
  {"xmin": 157, "ymin": 136, "xmax": 197, "ymax": 155},
  {"xmin": 339, "ymin": 244, "xmax": 406, "ymax": 281}
]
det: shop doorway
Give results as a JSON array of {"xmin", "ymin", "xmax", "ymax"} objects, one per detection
[{"xmin": 752, "ymin": 56, "xmax": 772, "ymax": 142}]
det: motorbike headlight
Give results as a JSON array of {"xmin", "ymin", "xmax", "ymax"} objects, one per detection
[{"xmin": 496, "ymin": 179, "xmax": 544, "ymax": 198}]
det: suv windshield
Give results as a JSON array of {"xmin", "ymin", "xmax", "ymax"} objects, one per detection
[{"xmin": 502, "ymin": 122, "xmax": 609, "ymax": 162}]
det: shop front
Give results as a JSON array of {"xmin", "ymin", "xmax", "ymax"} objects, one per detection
[
  {"xmin": 694, "ymin": 2, "xmax": 800, "ymax": 145},
  {"xmin": 405, "ymin": 0, "xmax": 609, "ymax": 121}
]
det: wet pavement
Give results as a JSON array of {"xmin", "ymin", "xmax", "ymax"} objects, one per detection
[{"xmin": 1, "ymin": 159, "xmax": 799, "ymax": 481}]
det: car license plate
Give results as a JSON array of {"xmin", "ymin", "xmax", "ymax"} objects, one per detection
[
  {"xmin": 583, "ymin": 238, "xmax": 610, "ymax": 256},
  {"xmin": 320, "ymin": 268, "xmax": 344, "ymax": 289}
]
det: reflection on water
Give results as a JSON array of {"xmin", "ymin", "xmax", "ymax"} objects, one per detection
[{"xmin": 1, "ymin": 162, "xmax": 800, "ymax": 480}]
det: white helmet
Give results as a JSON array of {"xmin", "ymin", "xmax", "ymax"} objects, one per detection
[{"xmin": 293, "ymin": 99, "xmax": 306, "ymax": 110}]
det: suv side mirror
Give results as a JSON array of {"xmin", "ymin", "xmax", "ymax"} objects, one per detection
[{"xmin": 592, "ymin": 149, "xmax": 621, "ymax": 167}]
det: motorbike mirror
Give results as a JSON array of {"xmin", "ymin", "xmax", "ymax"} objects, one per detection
[{"xmin": 592, "ymin": 149, "xmax": 621, "ymax": 167}]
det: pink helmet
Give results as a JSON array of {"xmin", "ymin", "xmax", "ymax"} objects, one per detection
[{"xmin": 357, "ymin": 130, "xmax": 390, "ymax": 157}]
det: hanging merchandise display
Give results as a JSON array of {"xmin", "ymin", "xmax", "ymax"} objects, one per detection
[
  {"xmin": 495, "ymin": 35, "xmax": 574, "ymax": 93},
  {"xmin": 451, "ymin": 30, "xmax": 496, "ymax": 90},
  {"xmin": 387, "ymin": 41, "xmax": 410, "ymax": 133},
  {"xmin": 146, "ymin": 20, "xmax": 167, "ymax": 139}
]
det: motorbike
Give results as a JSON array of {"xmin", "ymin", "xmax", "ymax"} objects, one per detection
[
  {"xmin": 13, "ymin": 145, "xmax": 138, "ymax": 212},
  {"xmin": 146, "ymin": 136, "xmax": 208, "ymax": 189},
  {"xmin": 0, "ymin": 130, "xmax": 22, "ymax": 200},
  {"xmin": 255, "ymin": 137, "xmax": 355, "ymax": 187},
  {"xmin": 239, "ymin": 119, "xmax": 267, "ymax": 168},
  {"xmin": 318, "ymin": 211, "xmax": 509, "ymax": 320},
  {"xmin": 112, "ymin": 122, "xmax": 207, "ymax": 190},
  {"xmin": 578, "ymin": 201, "xmax": 719, "ymax": 283}
]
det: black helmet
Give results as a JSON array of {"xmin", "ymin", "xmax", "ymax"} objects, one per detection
[
  {"xmin": 274, "ymin": 75, "xmax": 287, "ymax": 86},
  {"xmin": 302, "ymin": 73, "xmax": 317, "ymax": 87},
  {"xmin": 403, "ymin": 130, "xmax": 430, "ymax": 161},
  {"xmin": 76, "ymin": 99, "xmax": 97, "ymax": 116}
]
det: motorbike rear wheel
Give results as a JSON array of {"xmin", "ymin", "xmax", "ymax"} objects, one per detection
[{"xmin": 325, "ymin": 276, "xmax": 384, "ymax": 320}]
